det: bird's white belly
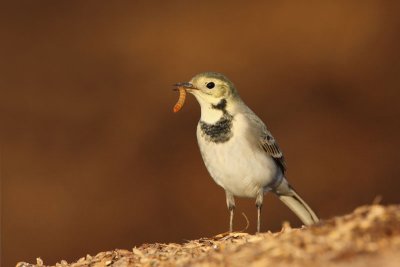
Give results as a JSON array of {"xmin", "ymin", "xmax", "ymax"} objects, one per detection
[{"xmin": 197, "ymin": 122, "xmax": 280, "ymax": 198}]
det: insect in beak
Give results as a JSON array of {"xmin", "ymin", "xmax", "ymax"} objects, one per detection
[{"xmin": 171, "ymin": 82, "xmax": 199, "ymax": 113}]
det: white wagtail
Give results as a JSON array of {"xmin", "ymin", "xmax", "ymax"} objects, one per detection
[{"xmin": 174, "ymin": 72, "xmax": 319, "ymax": 232}]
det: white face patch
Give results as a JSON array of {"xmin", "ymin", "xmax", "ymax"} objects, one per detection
[
  {"xmin": 191, "ymin": 76, "xmax": 230, "ymax": 99},
  {"xmin": 187, "ymin": 72, "xmax": 238, "ymax": 132}
]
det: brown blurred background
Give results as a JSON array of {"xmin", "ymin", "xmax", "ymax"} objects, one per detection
[{"xmin": 1, "ymin": 1, "xmax": 400, "ymax": 266}]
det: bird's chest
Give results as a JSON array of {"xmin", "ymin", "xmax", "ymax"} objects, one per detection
[{"xmin": 196, "ymin": 116, "xmax": 278, "ymax": 197}]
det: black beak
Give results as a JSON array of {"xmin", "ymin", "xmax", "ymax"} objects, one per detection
[{"xmin": 173, "ymin": 82, "xmax": 197, "ymax": 89}]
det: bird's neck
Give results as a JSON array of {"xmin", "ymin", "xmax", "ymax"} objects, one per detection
[{"xmin": 199, "ymin": 98, "xmax": 230, "ymax": 124}]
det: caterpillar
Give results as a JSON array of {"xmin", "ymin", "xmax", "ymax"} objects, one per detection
[{"xmin": 173, "ymin": 87, "xmax": 186, "ymax": 113}]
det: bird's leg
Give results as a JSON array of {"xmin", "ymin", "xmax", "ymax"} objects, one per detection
[
  {"xmin": 255, "ymin": 192, "xmax": 264, "ymax": 233},
  {"xmin": 225, "ymin": 191, "xmax": 235, "ymax": 232}
]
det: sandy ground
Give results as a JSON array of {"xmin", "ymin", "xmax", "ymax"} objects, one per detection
[{"xmin": 16, "ymin": 204, "xmax": 400, "ymax": 267}]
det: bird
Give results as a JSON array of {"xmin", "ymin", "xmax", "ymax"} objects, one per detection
[{"xmin": 174, "ymin": 72, "xmax": 319, "ymax": 233}]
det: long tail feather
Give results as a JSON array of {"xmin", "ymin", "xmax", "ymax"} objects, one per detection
[{"xmin": 274, "ymin": 178, "xmax": 319, "ymax": 225}]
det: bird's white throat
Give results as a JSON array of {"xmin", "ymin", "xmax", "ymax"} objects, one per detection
[
  {"xmin": 191, "ymin": 93, "xmax": 228, "ymax": 124},
  {"xmin": 201, "ymin": 105, "xmax": 226, "ymax": 124}
]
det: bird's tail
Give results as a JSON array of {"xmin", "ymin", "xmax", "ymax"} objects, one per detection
[{"xmin": 273, "ymin": 178, "xmax": 319, "ymax": 226}]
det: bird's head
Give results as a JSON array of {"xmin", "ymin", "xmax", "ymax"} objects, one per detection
[{"xmin": 175, "ymin": 72, "xmax": 239, "ymax": 110}]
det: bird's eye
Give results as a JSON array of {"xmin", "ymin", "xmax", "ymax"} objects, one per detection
[{"xmin": 206, "ymin": 82, "xmax": 215, "ymax": 89}]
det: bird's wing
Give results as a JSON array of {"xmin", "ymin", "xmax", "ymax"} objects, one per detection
[
  {"xmin": 259, "ymin": 129, "xmax": 287, "ymax": 173},
  {"xmin": 242, "ymin": 105, "xmax": 287, "ymax": 173},
  {"xmin": 260, "ymin": 129, "xmax": 286, "ymax": 173}
]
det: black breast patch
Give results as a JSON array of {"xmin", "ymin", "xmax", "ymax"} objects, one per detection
[{"xmin": 199, "ymin": 99, "xmax": 233, "ymax": 143}]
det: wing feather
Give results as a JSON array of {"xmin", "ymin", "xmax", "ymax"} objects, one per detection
[{"xmin": 260, "ymin": 131, "xmax": 286, "ymax": 173}]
